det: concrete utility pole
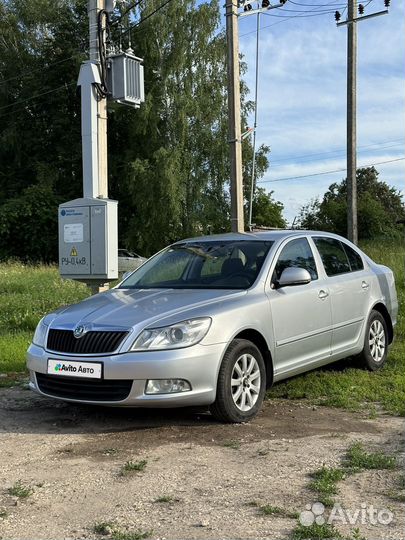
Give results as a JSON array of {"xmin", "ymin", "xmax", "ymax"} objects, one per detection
[
  {"xmin": 89, "ymin": 0, "xmax": 108, "ymax": 199},
  {"xmin": 337, "ymin": 1, "xmax": 389, "ymax": 245},
  {"xmin": 347, "ymin": 0, "xmax": 357, "ymax": 245},
  {"xmin": 226, "ymin": 0, "xmax": 245, "ymax": 233}
]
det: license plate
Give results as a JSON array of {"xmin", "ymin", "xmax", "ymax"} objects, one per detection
[{"xmin": 48, "ymin": 359, "xmax": 102, "ymax": 379}]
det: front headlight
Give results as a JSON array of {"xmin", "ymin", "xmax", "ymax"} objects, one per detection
[
  {"xmin": 131, "ymin": 317, "xmax": 211, "ymax": 351},
  {"xmin": 32, "ymin": 317, "xmax": 48, "ymax": 348}
]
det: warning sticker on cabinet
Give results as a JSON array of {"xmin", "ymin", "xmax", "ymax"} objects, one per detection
[{"xmin": 64, "ymin": 223, "xmax": 83, "ymax": 243}]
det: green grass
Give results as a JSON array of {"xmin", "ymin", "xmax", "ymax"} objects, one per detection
[
  {"xmin": 309, "ymin": 467, "xmax": 347, "ymax": 507},
  {"xmin": 110, "ymin": 530, "xmax": 151, "ymax": 540},
  {"xmin": 222, "ymin": 439, "xmax": 241, "ymax": 450},
  {"xmin": 94, "ymin": 522, "xmax": 115, "ymax": 535},
  {"xmin": 260, "ymin": 504, "xmax": 298, "ymax": 518},
  {"xmin": 268, "ymin": 240, "xmax": 405, "ymax": 416},
  {"xmin": 0, "ymin": 263, "xmax": 89, "ymax": 373},
  {"xmin": 120, "ymin": 459, "xmax": 148, "ymax": 476},
  {"xmin": 344, "ymin": 442, "xmax": 397, "ymax": 471},
  {"xmin": 93, "ymin": 522, "xmax": 152, "ymax": 540},
  {"xmin": 291, "ymin": 522, "xmax": 367, "ymax": 540},
  {"xmin": 154, "ymin": 495, "xmax": 177, "ymax": 503},
  {"xmin": 291, "ymin": 522, "xmax": 343, "ymax": 540},
  {"xmin": 8, "ymin": 481, "xmax": 33, "ymax": 498}
]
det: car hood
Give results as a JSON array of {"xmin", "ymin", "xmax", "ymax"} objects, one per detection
[{"xmin": 49, "ymin": 288, "xmax": 246, "ymax": 331}]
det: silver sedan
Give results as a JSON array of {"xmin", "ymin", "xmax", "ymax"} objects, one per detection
[{"xmin": 27, "ymin": 231, "xmax": 398, "ymax": 422}]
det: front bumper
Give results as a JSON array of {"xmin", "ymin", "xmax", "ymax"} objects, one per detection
[{"xmin": 27, "ymin": 342, "xmax": 226, "ymax": 407}]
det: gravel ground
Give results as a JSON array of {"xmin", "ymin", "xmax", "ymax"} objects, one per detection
[{"xmin": 0, "ymin": 387, "xmax": 403, "ymax": 540}]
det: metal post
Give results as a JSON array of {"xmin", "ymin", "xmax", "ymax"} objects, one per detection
[
  {"xmin": 248, "ymin": 11, "xmax": 260, "ymax": 229},
  {"xmin": 226, "ymin": 0, "xmax": 244, "ymax": 233},
  {"xmin": 347, "ymin": 0, "xmax": 358, "ymax": 244}
]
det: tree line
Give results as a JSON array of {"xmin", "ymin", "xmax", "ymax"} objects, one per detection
[
  {"xmin": 0, "ymin": 0, "xmax": 403, "ymax": 263},
  {"xmin": 0, "ymin": 0, "xmax": 284, "ymax": 262}
]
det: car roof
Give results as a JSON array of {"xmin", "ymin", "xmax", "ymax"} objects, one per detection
[{"xmin": 174, "ymin": 230, "xmax": 351, "ymax": 244}]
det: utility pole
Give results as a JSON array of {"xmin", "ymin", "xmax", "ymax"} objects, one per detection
[
  {"xmin": 248, "ymin": 11, "xmax": 260, "ymax": 230},
  {"xmin": 89, "ymin": 0, "xmax": 108, "ymax": 199},
  {"xmin": 60, "ymin": 0, "xmax": 144, "ymax": 293},
  {"xmin": 347, "ymin": 0, "xmax": 357, "ymax": 245},
  {"xmin": 226, "ymin": 0, "xmax": 244, "ymax": 233},
  {"xmin": 336, "ymin": 1, "xmax": 389, "ymax": 245}
]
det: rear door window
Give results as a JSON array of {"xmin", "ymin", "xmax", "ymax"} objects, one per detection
[
  {"xmin": 342, "ymin": 243, "xmax": 364, "ymax": 272},
  {"xmin": 313, "ymin": 237, "xmax": 351, "ymax": 276}
]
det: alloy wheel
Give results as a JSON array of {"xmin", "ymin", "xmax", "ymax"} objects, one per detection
[
  {"xmin": 231, "ymin": 353, "xmax": 261, "ymax": 411},
  {"xmin": 369, "ymin": 319, "xmax": 386, "ymax": 363}
]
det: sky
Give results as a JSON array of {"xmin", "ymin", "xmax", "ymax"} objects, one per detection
[{"xmin": 235, "ymin": 0, "xmax": 405, "ymax": 224}]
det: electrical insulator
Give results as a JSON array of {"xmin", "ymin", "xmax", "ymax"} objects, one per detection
[
  {"xmin": 243, "ymin": 3, "xmax": 252, "ymax": 10},
  {"xmin": 280, "ymin": 0, "xmax": 287, "ymax": 4},
  {"xmin": 262, "ymin": 0, "xmax": 270, "ymax": 7},
  {"xmin": 384, "ymin": 0, "xmax": 390, "ymax": 6},
  {"xmin": 335, "ymin": 10, "xmax": 341, "ymax": 21},
  {"xmin": 358, "ymin": 3, "xmax": 364, "ymax": 14}
]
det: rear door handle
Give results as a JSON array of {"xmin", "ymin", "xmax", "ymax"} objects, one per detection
[
  {"xmin": 318, "ymin": 290, "xmax": 329, "ymax": 300},
  {"xmin": 362, "ymin": 281, "xmax": 370, "ymax": 290}
]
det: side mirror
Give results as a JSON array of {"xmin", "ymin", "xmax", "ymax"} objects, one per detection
[{"xmin": 277, "ymin": 267, "xmax": 312, "ymax": 288}]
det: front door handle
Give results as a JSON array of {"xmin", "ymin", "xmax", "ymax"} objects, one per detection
[
  {"xmin": 361, "ymin": 281, "xmax": 370, "ymax": 290},
  {"xmin": 318, "ymin": 290, "xmax": 329, "ymax": 300}
]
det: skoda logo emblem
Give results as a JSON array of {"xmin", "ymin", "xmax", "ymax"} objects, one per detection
[{"xmin": 73, "ymin": 325, "xmax": 86, "ymax": 339}]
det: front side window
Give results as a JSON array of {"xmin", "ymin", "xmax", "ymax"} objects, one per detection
[
  {"xmin": 273, "ymin": 238, "xmax": 318, "ymax": 282},
  {"xmin": 314, "ymin": 237, "xmax": 351, "ymax": 276},
  {"xmin": 120, "ymin": 240, "xmax": 273, "ymax": 290}
]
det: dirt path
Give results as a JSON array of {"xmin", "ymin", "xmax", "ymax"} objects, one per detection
[{"xmin": 0, "ymin": 388, "xmax": 403, "ymax": 540}]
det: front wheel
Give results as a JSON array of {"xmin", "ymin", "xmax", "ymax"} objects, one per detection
[
  {"xmin": 210, "ymin": 339, "xmax": 266, "ymax": 423},
  {"xmin": 356, "ymin": 310, "xmax": 388, "ymax": 371}
]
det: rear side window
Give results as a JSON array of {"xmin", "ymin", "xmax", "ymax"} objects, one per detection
[
  {"xmin": 342, "ymin": 243, "xmax": 364, "ymax": 272},
  {"xmin": 313, "ymin": 237, "xmax": 351, "ymax": 276},
  {"xmin": 273, "ymin": 238, "xmax": 318, "ymax": 281}
]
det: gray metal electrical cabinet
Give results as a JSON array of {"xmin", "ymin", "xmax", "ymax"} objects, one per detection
[{"xmin": 58, "ymin": 198, "xmax": 118, "ymax": 282}]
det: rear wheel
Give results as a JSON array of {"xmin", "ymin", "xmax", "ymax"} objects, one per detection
[
  {"xmin": 210, "ymin": 339, "xmax": 266, "ymax": 423},
  {"xmin": 357, "ymin": 310, "xmax": 388, "ymax": 371}
]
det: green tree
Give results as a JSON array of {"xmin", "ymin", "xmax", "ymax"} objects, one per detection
[
  {"xmin": 297, "ymin": 167, "xmax": 404, "ymax": 240},
  {"xmin": 0, "ymin": 0, "xmax": 280, "ymax": 261}
]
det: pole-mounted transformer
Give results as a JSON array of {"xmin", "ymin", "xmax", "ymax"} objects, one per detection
[{"xmin": 107, "ymin": 50, "xmax": 145, "ymax": 108}]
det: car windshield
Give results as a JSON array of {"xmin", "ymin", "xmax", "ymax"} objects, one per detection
[{"xmin": 119, "ymin": 240, "xmax": 273, "ymax": 290}]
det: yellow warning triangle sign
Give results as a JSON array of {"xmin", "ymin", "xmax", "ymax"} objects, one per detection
[{"xmin": 70, "ymin": 247, "xmax": 78, "ymax": 257}]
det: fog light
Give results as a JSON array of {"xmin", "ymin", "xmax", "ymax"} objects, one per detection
[{"xmin": 145, "ymin": 379, "xmax": 192, "ymax": 394}]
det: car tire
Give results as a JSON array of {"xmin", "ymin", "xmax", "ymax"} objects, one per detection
[
  {"xmin": 210, "ymin": 339, "xmax": 266, "ymax": 423},
  {"xmin": 356, "ymin": 310, "xmax": 389, "ymax": 371}
]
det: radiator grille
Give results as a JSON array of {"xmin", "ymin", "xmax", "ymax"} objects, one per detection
[
  {"xmin": 47, "ymin": 329, "xmax": 128, "ymax": 354},
  {"xmin": 36, "ymin": 373, "xmax": 132, "ymax": 402}
]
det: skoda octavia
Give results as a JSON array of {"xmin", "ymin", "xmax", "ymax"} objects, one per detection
[{"xmin": 27, "ymin": 231, "xmax": 398, "ymax": 422}]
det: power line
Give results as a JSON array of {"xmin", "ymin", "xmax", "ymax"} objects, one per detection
[
  {"xmin": 258, "ymin": 157, "xmax": 405, "ymax": 184},
  {"xmin": 269, "ymin": 140, "xmax": 405, "ymax": 165},
  {"xmin": 0, "ymin": 83, "xmax": 76, "ymax": 117},
  {"xmin": 239, "ymin": 0, "xmax": 342, "ymax": 37},
  {"xmin": 0, "ymin": 55, "xmax": 83, "ymax": 87},
  {"xmin": 121, "ymin": 0, "xmax": 175, "ymax": 37}
]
